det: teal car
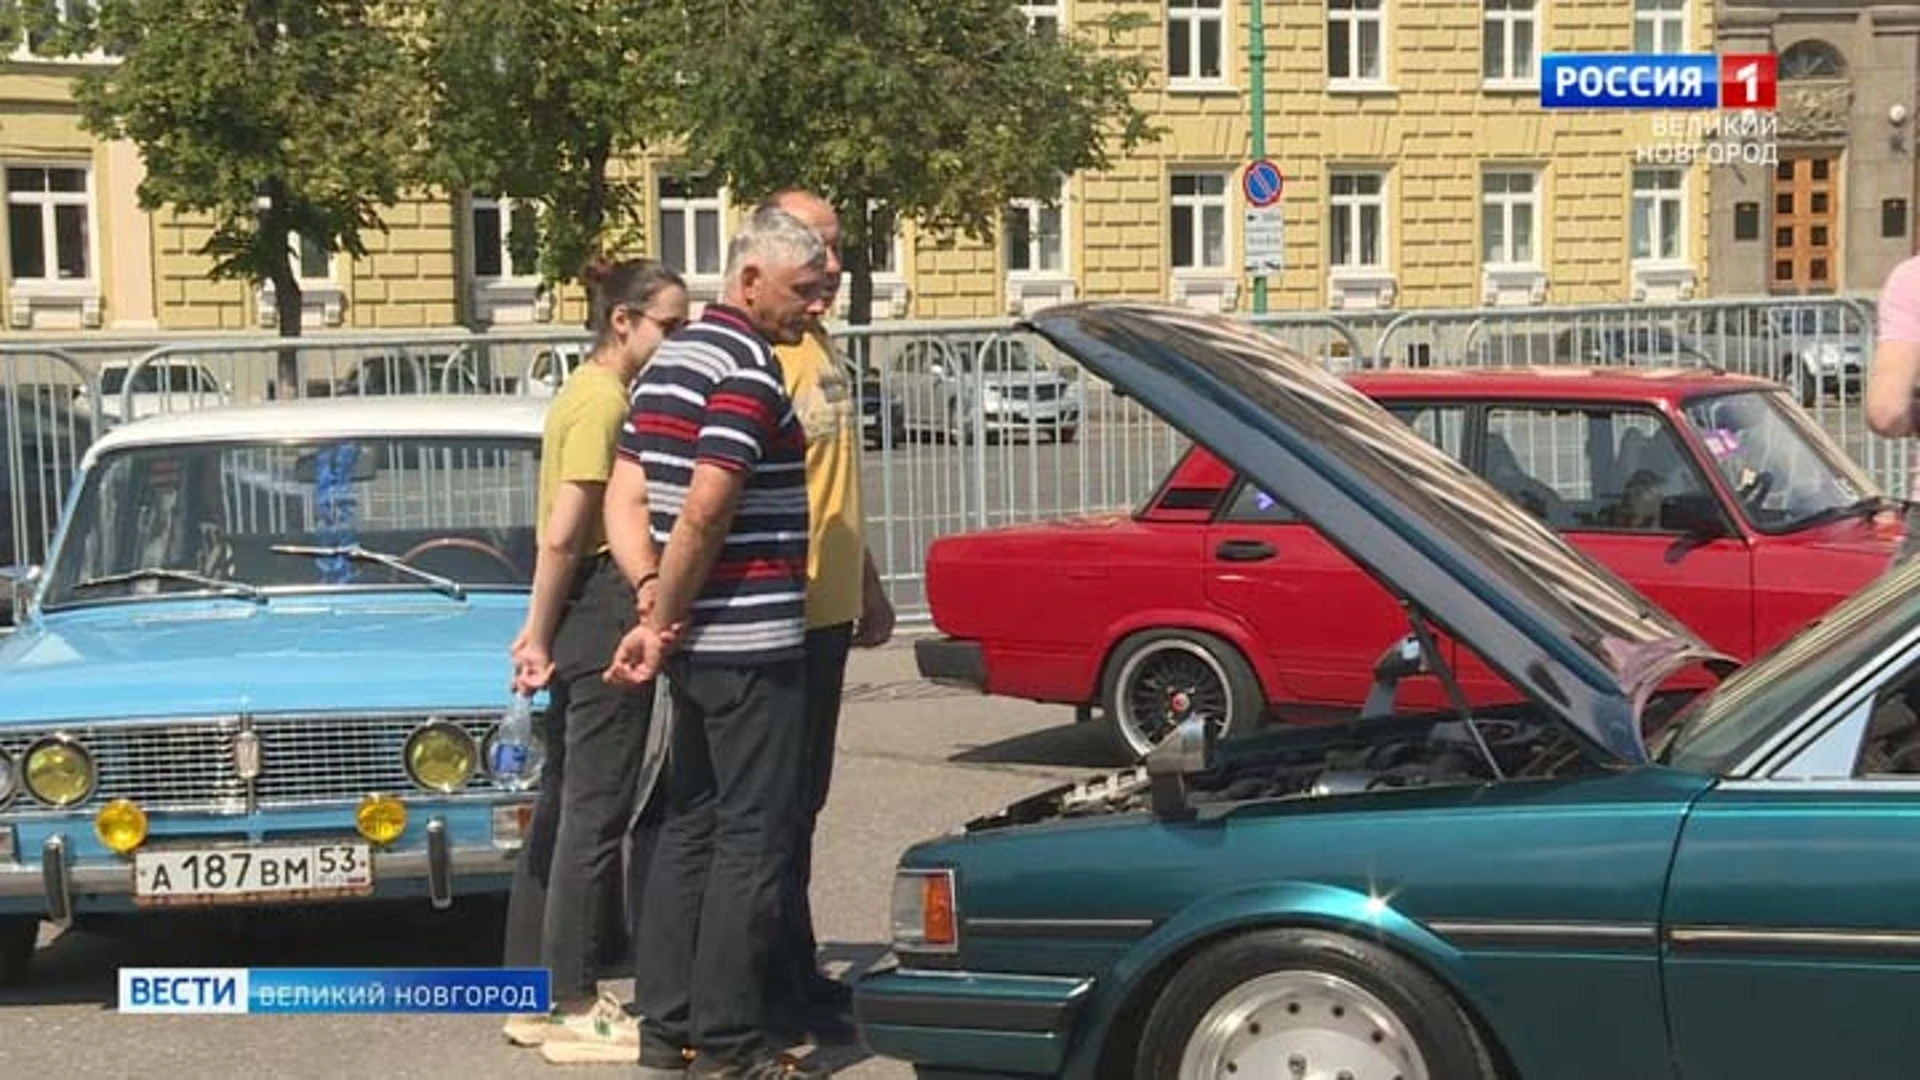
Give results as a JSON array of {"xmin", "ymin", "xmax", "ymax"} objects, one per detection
[{"xmin": 855, "ymin": 303, "xmax": 1920, "ymax": 1080}]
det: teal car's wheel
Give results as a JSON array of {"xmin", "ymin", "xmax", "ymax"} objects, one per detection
[
  {"xmin": 0, "ymin": 916, "xmax": 38, "ymax": 985},
  {"xmin": 1135, "ymin": 928, "xmax": 1496, "ymax": 1080},
  {"xmin": 1103, "ymin": 629, "xmax": 1262, "ymax": 761}
]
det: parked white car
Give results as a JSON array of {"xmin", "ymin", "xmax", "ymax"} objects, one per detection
[
  {"xmin": 77, "ymin": 360, "xmax": 230, "ymax": 426},
  {"xmin": 1768, "ymin": 306, "xmax": 1863, "ymax": 406}
]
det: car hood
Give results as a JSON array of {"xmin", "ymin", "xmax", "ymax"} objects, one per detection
[
  {"xmin": 0, "ymin": 594, "xmax": 523, "ymax": 723},
  {"xmin": 1025, "ymin": 302, "xmax": 1727, "ymax": 766}
]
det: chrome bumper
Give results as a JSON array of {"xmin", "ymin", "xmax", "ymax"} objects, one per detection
[{"xmin": 0, "ymin": 816, "xmax": 518, "ymax": 926}]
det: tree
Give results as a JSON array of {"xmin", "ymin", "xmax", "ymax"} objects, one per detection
[
  {"xmin": 418, "ymin": 0, "xmax": 684, "ymax": 288},
  {"xmin": 18, "ymin": 0, "xmax": 426, "ymax": 388},
  {"xmin": 668, "ymin": 0, "xmax": 1160, "ymax": 325}
]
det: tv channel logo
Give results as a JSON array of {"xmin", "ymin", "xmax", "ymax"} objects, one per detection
[{"xmin": 1541, "ymin": 54, "xmax": 1776, "ymax": 110}]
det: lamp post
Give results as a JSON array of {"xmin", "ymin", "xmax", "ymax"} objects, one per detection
[{"xmin": 1249, "ymin": 0, "xmax": 1268, "ymax": 315}]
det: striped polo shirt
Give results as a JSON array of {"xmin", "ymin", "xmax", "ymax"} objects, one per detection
[{"xmin": 616, "ymin": 304, "xmax": 809, "ymax": 665}]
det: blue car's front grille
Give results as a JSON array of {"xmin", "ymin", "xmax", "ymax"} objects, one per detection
[
  {"xmin": 250, "ymin": 713, "xmax": 504, "ymax": 807},
  {"xmin": 0, "ymin": 713, "xmax": 510, "ymax": 814}
]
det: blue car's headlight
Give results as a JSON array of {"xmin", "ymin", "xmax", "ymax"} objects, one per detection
[{"xmin": 0, "ymin": 750, "xmax": 15, "ymax": 805}]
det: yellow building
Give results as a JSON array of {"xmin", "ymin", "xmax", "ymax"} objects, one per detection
[{"xmin": 2, "ymin": 1, "xmax": 1719, "ymax": 337}]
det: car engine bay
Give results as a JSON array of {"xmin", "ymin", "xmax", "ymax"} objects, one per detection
[{"xmin": 964, "ymin": 708, "xmax": 1592, "ymax": 834}]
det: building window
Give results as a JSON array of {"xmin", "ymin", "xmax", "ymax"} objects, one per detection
[
  {"xmin": 470, "ymin": 195, "xmax": 539, "ymax": 281},
  {"xmin": 1481, "ymin": 170, "xmax": 1538, "ymax": 267},
  {"xmin": 1780, "ymin": 40, "xmax": 1846, "ymax": 81},
  {"xmin": 1734, "ymin": 201, "xmax": 1760, "ymax": 241},
  {"xmin": 1167, "ymin": 0, "xmax": 1224, "ymax": 85},
  {"xmin": 1631, "ymin": 168, "xmax": 1684, "ymax": 263},
  {"xmin": 1633, "ymin": 0, "xmax": 1686, "ymax": 54},
  {"xmin": 1021, "ymin": 1, "xmax": 1062, "ymax": 37},
  {"xmin": 1327, "ymin": 0, "xmax": 1384, "ymax": 84},
  {"xmin": 17, "ymin": 0, "xmax": 117, "ymax": 60},
  {"xmin": 1005, "ymin": 191, "xmax": 1067, "ymax": 275},
  {"xmin": 287, "ymin": 232, "xmax": 336, "ymax": 283},
  {"xmin": 5, "ymin": 165, "xmax": 91, "ymax": 282},
  {"xmin": 657, "ymin": 174, "xmax": 723, "ymax": 277},
  {"xmin": 1329, "ymin": 171, "xmax": 1386, "ymax": 269},
  {"xmin": 1885, "ymin": 199, "xmax": 1909, "ymax": 239},
  {"xmin": 1482, "ymin": 0, "xmax": 1537, "ymax": 85},
  {"xmin": 1169, "ymin": 172, "xmax": 1228, "ymax": 270}
]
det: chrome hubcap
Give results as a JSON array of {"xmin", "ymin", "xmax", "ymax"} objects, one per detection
[{"xmin": 1178, "ymin": 971, "xmax": 1428, "ymax": 1080}]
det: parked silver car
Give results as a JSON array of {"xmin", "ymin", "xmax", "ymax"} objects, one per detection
[{"xmin": 891, "ymin": 337, "xmax": 1082, "ymax": 443}]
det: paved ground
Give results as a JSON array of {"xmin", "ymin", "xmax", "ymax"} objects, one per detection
[{"xmin": 0, "ymin": 636, "xmax": 1116, "ymax": 1077}]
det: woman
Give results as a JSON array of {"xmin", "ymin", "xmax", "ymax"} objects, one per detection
[{"xmin": 501, "ymin": 257, "xmax": 688, "ymax": 1058}]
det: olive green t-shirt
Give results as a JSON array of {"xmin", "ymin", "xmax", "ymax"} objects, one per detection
[{"xmin": 535, "ymin": 363, "xmax": 628, "ymax": 555}]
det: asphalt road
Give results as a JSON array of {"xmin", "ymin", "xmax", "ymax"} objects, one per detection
[{"xmin": 0, "ymin": 638, "xmax": 1110, "ymax": 1078}]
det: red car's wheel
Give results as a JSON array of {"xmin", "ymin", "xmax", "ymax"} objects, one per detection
[{"xmin": 1102, "ymin": 629, "xmax": 1262, "ymax": 761}]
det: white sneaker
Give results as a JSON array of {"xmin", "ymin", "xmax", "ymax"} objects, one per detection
[
  {"xmin": 537, "ymin": 992, "xmax": 641, "ymax": 1065},
  {"xmin": 502, "ymin": 1009, "xmax": 563, "ymax": 1046}
]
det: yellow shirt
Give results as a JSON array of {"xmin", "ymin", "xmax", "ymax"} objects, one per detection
[
  {"xmin": 535, "ymin": 363, "xmax": 628, "ymax": 555},
  {"xmin": 779, "ymin": 328, "xmax": 866, "ymax": 629}
]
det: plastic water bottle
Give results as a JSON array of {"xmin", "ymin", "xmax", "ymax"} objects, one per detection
[{"xmin": 488, "ymin": 691, "xmax": 543, "ymax": 791}]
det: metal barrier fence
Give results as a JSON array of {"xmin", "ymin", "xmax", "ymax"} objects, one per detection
[{"xmin": 0, "ymin": 294, "xmax": 1896, "ymax": 622}]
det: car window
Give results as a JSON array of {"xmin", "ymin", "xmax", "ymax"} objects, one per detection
[
  {"xmin": 1481, "ymin": 406, "xmax": 1714, "ymax": 532},
  {"xmin": 1227, "ymin": 404, "xmax": 1467, "ymax": 523},
  {"xmin": 1679, "ymin": 390, "xmax": 1876, "ymax": 532},
  {"xmin": 1855, "ymin": 657, "xmax": 1920, "ymax": 779}
]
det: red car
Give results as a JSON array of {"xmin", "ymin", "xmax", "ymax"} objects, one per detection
[{"xmin": 917, "ymin": 368, "xmax": 1905, "ymax": 758}]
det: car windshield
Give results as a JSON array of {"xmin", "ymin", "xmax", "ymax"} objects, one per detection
[
  {"xmin": 41, "ymin": 435, "xmax": 539, "ymax": 608},
  {"xmin": 1678, "ymin": 389, "xmax": 1881, "ymax": 532},
  {"xmin": 1659, "ymin": 557, "xmax": 1920, "ymax": 773},
  {"xmin": 99, "ymin": 364, "xmax": 218, "ymax": 395}
]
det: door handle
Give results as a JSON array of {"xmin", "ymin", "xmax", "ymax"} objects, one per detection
[{"xmin": 1215, "ymin": 539, "xmax": 1277, "ymax": 562}]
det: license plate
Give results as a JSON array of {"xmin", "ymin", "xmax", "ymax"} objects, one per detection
[{"xmin": 133, "ymin": 842, "xmax": 374, "ymax": 906}]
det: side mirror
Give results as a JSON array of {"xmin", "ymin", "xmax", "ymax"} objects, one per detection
[
  {"xmin": 0, "ymin": 564, "xmax": 43, "ymax": 628},
  {"xmin": 1660, "ymin": 492, "xmax": 1729, "ymax": 539}
]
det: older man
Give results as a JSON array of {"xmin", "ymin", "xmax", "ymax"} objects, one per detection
[
  {"xmin": 753, "ymin": 190, "xmax": 894, "ymax": 1045},
  {"xmin": 605, "ymin": 205, "xmax": 835, "ymax": 1079}
]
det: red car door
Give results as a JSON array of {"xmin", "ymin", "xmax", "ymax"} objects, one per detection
[
  {"xmin": 1203, "ymin": 403, "xmax": 1469, "ymax": 712},
  {"xmin": 1454, "ymin": 403, "xmax": 1754, "ymax": 699}
]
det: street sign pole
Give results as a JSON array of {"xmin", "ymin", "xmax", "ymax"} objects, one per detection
[{"xmin": 1249, "ymin": 0, "xmax": 1267, "ymax": 314}]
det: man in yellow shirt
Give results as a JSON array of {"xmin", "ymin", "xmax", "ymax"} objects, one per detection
[{"xmin": 760, "ymin": 190, "xmax": 894, "ymax": 1043}]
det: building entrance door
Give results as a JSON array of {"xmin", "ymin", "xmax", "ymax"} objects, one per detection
[{"xmin": 1771, "ymin": 154, "xmax": 1840, "ymax": 294}]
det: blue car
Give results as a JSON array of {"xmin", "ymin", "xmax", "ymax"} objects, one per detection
[
  {"xmin": 0, "ymin": 397, "xmax": 546, "ymax": 982},
  {"xmin": 855, "ymin": 303, "xmax": 1920, "ymax": 1080}
]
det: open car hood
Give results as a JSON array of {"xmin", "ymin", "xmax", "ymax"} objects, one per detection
[{"xmin": 1025, "ymin": 303, "xmax": 1727, "ymax": 766}]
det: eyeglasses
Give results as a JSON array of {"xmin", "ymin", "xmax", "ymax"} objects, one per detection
[{"xmin": 622, "ymin": 305, "xmax": 687, "ymax": 336}]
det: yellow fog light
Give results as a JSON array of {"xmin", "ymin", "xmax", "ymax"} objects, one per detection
[
  {"xmin": 94, "ymin": 799, "xmax": 149, "ymax": 854},
  {"xmin": 403, "ymin": 721, "xmax": 477, "ymax": 793},
  {"xmin": 355, "ymin": 794, "xmax": 407, "ymax": 845},
  {"xmin": 24, "ymin": 736, "xmax": 96, "ymax": 808}
]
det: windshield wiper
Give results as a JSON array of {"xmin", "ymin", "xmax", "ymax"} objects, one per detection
[
  {"xmin": 71, "ymin": 567, "xmax": 266, "ymax": 603},
  {"xmin": 1793, "ymin": 495, "xmax": 1901, "ymax": 530},
  {"xmin": 269, "ymin": 543, "xmax": 467, "ymax": 600}
]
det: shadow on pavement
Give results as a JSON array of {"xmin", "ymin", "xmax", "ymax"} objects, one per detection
[
  {"xmin": 801, "ymin": 941, "xmax": 893, "ymax": 1073},
  {"xmin": 948, "ymin": 717, "xmax": 1131, "ymax": 771},
  {"xmin": 0, "ymin": 896, "xmax": 507, "ymax": 1009}
]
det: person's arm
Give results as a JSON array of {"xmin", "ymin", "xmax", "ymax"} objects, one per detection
[
  {"xmin": 852, "ymin": 546, "xmax": 894, "ymax": 647},
  {"xmin": 603, "ymin": 457, "xmax": 660, "ymax": 614},
  {"xmin": 1868, "ymin": 258, "xmax": 1920, "ymax": 437},
  {"xmin": 645, "ymin": 464, "xmax": 745, "ymax": 633},
  {"xmin": 511, "ymin": 481, "xmax": 599, "ymax": 690}
]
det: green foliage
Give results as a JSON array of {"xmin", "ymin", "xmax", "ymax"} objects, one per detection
[
  {"xmin": 669, "ymin": 0, "xmax": 1161, "ymax": 322},
  {"xmin": 418, "ymin": 0, "xmax": 684, "ymax": 285},
  {"xmin": 30, "ymin": 0, "xmax": 426, "ymax": 337}
]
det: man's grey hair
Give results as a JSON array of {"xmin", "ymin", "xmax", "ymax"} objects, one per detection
[{"xmin": 724, "ymin": 205, "xmax": 829, "ymax": 285}]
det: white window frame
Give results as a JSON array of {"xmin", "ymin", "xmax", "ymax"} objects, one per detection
[
  {"xmin": 1021, "ymin": 0, "xmax": 1063, "ymax": 37},
  {"xmin": 468, "ymin": 195, "xmax": 540, "ymax": 284},
  {"xmin": 1168, "ymin": 170, "xmax": 1231, "ymax": 273},
  {"xmin": 656, "ymin": 173, "xmax": 726, "ymax": 292},
  {"xmin": 287, "ymin": 231, "xmax": 339, "ymax": 287},
  {"xmin": 1631, "ymin": 167, "xmax": 1686, "ymax": 266},
  {"xmin": 1481, "ymin": 169, "xmax": 1540, "ymax": 269},
  {"xmin": 1328, "ymin": 170, "xmax": 1388, "ymax": 272},
  {"xmin": 1633, "ymin": 0, "xmax": 1687, "ymax": 55},
  {"xmin": 1004, "ymin": 182, "xmax": 1075, "ymax": 316},
  {"xmin": 833, "ymin": 202, "xmax": 911, "ymax": 320},
  {"xmin": 256, "ymin": 230, "xmax": 344, "ymax": 328},
  {"xmin": 4, "ymin": 162, "xmax": 96, "ymax": 285},
  {"xmin": 1166, "ymin": 0, "xmax": 1228, "ymax": 90},
  {"xmin": 1481, "ymin": 0, "xmax": 1539, "ymax": 89},
  {"xmin": 1327, "ymin": 0, "xmax": 1388, "ymax": 91}
]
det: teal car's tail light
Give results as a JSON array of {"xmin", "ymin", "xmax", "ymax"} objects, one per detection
[
  {"xmin": 891, "ymin": 868, "xmax": 959, "ymax": 953},
  {"xmin": 23, "ymin": 736, "xmax": 95, "ymax": 807}
]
